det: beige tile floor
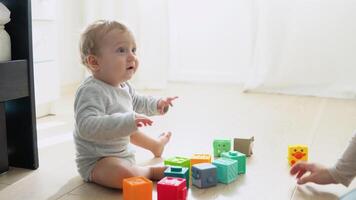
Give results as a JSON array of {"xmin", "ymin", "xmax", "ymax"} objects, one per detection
[{"xmin": 1, "ymin": 82, "xmax": 356, "ymax": 200}]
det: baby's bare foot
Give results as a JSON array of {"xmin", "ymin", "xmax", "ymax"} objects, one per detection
[
  {"xmin": 153, "ymin": 132, "xmax": 172, "ymax": 157},
  {"xmin": 150, "ymin": 166, "xmax": 168, "ymax": 181}
]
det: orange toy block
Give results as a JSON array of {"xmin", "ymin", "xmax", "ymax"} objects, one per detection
[
  {"xmin": 190, "ymin": 154, "xmax": 212, "ymax": 168},
  {"xmin": 288, "ymin": 145, "xmax": 308, "ymax": 166},
  {"xmin": 123, "ymin": 176, "xmax": 152, "ymax": 200}
]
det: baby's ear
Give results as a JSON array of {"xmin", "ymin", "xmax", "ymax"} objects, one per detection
[{"xmin": 86, "ymin": 55, "xmax": 100, "ymax": 72}]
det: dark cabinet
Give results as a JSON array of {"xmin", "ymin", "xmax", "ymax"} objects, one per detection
[{"xmin": 0, "ymin": 0, "xmax": 39, "ymax": 173}]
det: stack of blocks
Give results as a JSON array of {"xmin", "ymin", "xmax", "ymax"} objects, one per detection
[
  {"xmin": 123, "ymin": 176, "xmax": 152, "ymax": 200},
  {"xmin": 159, "ymin": 137, "xmax": 252, "ymax": 191},
  {"xmin": 164, "ymin": 166, "xmax": 190, "ymax": 188},
  {"xmin": 221, "ymin": 150, "xmax": 246, "ymax": 174},
  {"xmin": 213, "ymin": 139, "xmax": 231, "ymax": 157},
  {"xmin": 191, "ymin": 163, "xmax": 217, "ymax": 188},
  {"xmin": 212, "ymin": 157, "xmax": 238, "ymax": 184},
  {"xmin": 157, "ymin": 177, "xmax": 187, "ymax": 200},
  {"xmin": 164, "ymin": 156, "xmax": 191, "ymax": 169}
]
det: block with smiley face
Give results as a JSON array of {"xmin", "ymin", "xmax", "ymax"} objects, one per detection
[
  {"xmin": 288, "ymin": 145, "xmax": 308, "ymax": 166},
  {"xmin": 213, "ymin": 139, "xmax": 231, "ymax": 157}
]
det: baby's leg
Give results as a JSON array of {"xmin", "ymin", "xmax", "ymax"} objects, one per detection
[
  {"xmin": 130, "ymin": 131, "xmax": 172, "ymax": 157},
  {"xmin": 91, "ymin": 157, "xmax": 166, "ymax": 189}
]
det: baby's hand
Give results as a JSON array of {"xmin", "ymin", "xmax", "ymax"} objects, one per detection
[
  {"xmin": 290, "ymin": 162, "xmax": 337, "ymax": 185},
  {"xmin": 157, "ymin": 96, "xmax": 179, "ymax": 115},
  {"xmin": 135, "ymin": 114, "xmax": 153, "ymax": 127}
]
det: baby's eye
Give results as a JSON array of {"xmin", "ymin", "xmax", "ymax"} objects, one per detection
[
  {"xmin": 116, "ymin": 47, "xmax": 127, "ymax": 53},
  {"xmin": 132, "ymin": 48, "xmax": 136, "ymax": 54}
]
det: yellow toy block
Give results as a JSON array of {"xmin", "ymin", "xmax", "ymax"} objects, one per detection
[
  {"xmin": 190, "ymin": 154, "xmax": 212, "ymax": 169},
  {"xmin": 123, "ymin": 176, "xmax": 152, "ymax": 200},
  {"xmin": 288, "ymin": 145, "xmax": 308, "ymax": 166}
]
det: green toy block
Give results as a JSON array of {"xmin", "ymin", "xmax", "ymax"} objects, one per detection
[
  {"xmin": 213, "ymin": 139, "xmax": 231, "ymax": 157},
  {"xmin": 164, "ymin": 156, "xmax": 191, "ymax": 176},
  {"xmin": 221, "ymin": 151, "xmax": 246, "ymax": 174},
  {"xmin": 164, "ymin": 166, "xmax": 190, "ymax": 188},
  {"xmin": 164, "ymin": 156, "xmax": 190, "ymax": 168},
  {"xmin": 212, "ymin": 158, "xmax": 238, "ymax": 184}
]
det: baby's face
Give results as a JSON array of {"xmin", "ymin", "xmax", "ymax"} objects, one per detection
[{"xmin": 95, "ymin": 29, "xmax": 138, "ymax": 86}]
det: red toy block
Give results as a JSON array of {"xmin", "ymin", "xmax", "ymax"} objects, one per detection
[{"xmin": 157, "ymin": 177, "xmax": 187, "ymax": 200}]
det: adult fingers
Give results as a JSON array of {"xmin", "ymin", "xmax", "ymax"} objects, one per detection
[
  {"xmin": 296, "ymin": 169, "xmax": 307, "ymax": 179},
  {"xmin": 290, "ymin": 162, "xmax": 313, "ymax": 175}
]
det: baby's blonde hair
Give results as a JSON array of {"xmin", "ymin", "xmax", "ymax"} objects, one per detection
[{"xmin": 79, "ymin": 20, "xmax": 129, "ymax": 67}]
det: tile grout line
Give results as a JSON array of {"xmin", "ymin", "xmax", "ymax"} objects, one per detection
[
  {"xmin": 54, "ymin": 182, "xmax": 86, "ymax": 200},
  {"xmin": 290, "ymin": 98, "xmax": 327, "ymax": 200}
]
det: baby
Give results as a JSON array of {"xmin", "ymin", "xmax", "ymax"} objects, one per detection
[{"xmin": 74, "ymin": 20, "xmax": 177, "ymax": 189}]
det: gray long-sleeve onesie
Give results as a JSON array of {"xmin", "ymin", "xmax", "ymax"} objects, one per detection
[
  {"xmin": 73, "ymin": 76, "xmax": 160, "ymax": 181},
  {"xmin": 329, "ymin": 132, "xmax": 356, "ymax": 187}
]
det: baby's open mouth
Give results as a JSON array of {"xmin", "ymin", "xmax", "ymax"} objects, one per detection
[{"xmin": 126, "ymin": 66, "xmax": 134, "ymax": 70}]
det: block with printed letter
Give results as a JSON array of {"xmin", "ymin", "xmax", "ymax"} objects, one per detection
[
  {"xmin": 123, "ymin": 176, "xmax": 152, "ymax": 200},
  {"xmin": 212, "ymin": 158, "xmax": 238, "ymax": 184},
  {"xmin": 288, "ymin": 144, "xmax": 308, "ymax": 166},
  {"xmin": 157, "ymin": 177, "xmax": 187, "ymax": 200},
  {"xmin": 213, "ymin": 139, "xmax": 231, "ymax": 157},
  {"xmin": 164, "ymin": 166, "xmax": 190, "ymax": 188},
  {"xmin": 221, "ymin": 150, "xmax": 246, "ymax": 174},
  {"xmin": 192, "ymin": 163, "xmax": 217, "ymax": 188}
]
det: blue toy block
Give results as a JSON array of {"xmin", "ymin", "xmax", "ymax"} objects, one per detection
[
  {"xmin": 164, "ymin": 166, "xmax": 190, "ymax": 188},
  {"xmin": 213, "ymin": 139, "xmax": 231, "ymax": 157},
  {"xmin": 212, "ymin": 158, "xmax": 238, "ymax": 184},
  {"xmin": 192, "ymin": 163, "xmax": 217, "ymax": 188},
  {"xmin": 221, "ymin": 150, "xmax": 246, "ymax": 174}
]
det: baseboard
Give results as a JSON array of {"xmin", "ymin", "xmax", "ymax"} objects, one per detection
[{"xmin": 35, "ymin": 102, "xmax": 53, "ymax": 118}]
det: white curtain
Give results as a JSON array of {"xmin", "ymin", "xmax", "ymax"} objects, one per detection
[
  {"xmin": 245, "ymin": 0, "xmax": 356, "ymax": 99},
  {"xmin": 82, "ymin": 0, "xmax": 169, "ymax": 89}
]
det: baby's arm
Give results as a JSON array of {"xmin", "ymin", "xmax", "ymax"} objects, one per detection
[
  {"xmin": 127, "ymin": 82, "xmax": 161, "ymax": 116},
  {"xmin": 75, "ymin": 85, "xmax": 137, "ymax": 142},
  {"xmin": 328, "ymin": 132, "xmax": 356, "ymax": 186},
  {"xmin": 127, "ymin": 82, "xmax": 178, "ymax": 116}
]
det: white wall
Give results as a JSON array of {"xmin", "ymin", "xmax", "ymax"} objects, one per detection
[
  {"xmin": 244, "ymin": 0, "xmax": 356, "ymax": 99},
  {"xmin": 168, "ymin": 0, "xmax": 254, "ymax": 84},
  {"xmin": 56, "ymin": 0, "xmax": 85, "ymax": 87},
  {"xmin": 82, "ymin": 0, "xmax": 170, "ymax": 89}
]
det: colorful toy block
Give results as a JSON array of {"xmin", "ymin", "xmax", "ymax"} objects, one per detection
[
  {"xmin": 190, "ymin": 154, "xmax": 212, "ymax": 168},
  {"xmin": 234, "ymin": 136, "xmax": 254, "ymax": 157},
  {"xmin": 212, "ymin": 158, "xmax": 238, "ymax": 184},
  {"xmin": 164, "ymin": 156, "xmax": 191, "ymax": 169},
  {"xmin": 123, "ymin": 176, "xmax": 152, "ymax": 200},
  {"xmin": 157, "ymin": 177, "xmax": 187, "ymax": 200},
  {"xmin": 192, "ymin": 163, "xmax": 217, "ymax": 188},
  {"xmin": 288, "ymin": 144, "xmax": 308, "ymax": 166},
  {"xmin": 213, "ymin": 139, "xmax": 231, "ymax": 157},
  {"xmin": 164, "ymin": 166, "xmax": 190, "ymax": 188},
  {"xmin": 221, "ymin": 150, "xmax": 246, "ymax": 174}
]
